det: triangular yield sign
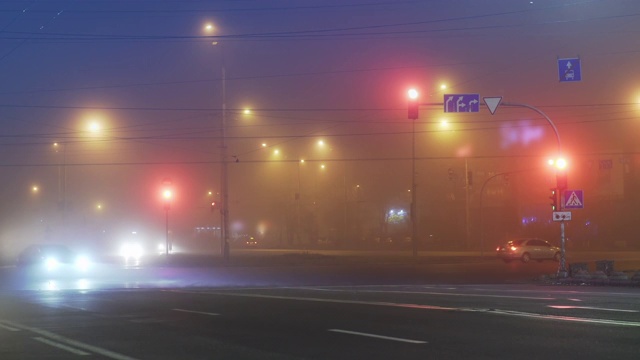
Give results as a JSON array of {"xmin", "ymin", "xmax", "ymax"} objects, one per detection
[{"xmin": 483, "ymin": 97, "xmax": 502, "ymax": 115}]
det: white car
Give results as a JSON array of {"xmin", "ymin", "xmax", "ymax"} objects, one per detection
[
  {"xmin": 17, "ymin": 244, "xmax": 91, "ymax": 273},
  {"xmin": 496, "ymin": 238, "xmax": 560, "ymax": 263}
]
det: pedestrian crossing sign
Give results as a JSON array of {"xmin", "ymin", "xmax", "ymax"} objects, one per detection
[{"xmin": 563, "ymin": 190, "xmax": 584, "ymax": 209}]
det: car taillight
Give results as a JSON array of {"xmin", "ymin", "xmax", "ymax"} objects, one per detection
[
  {"xmin": 510, "ymin": 246, "xmax": 517, "ymax": 251},
  {"xmin": 496, "ymin": 246, "xmax": 500, "ymax": 251}
]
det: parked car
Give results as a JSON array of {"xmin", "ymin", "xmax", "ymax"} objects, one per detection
[
  {"xmin": 496, "ymin": 238, "xmax": 560, "ymax": 263},
  {"xmin": 17, "ymin": 243, "xmax": 91, "ymax": 273}
]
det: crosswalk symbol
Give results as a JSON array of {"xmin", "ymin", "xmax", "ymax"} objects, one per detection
[{"xmin": 564, "ymin": 191, "xmax": 583, "ymax": 209}]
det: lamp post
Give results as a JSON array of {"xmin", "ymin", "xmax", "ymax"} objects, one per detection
[
  {"xmin": 205, "ymin": 23, "xmax": 230, "ymax": 261},
  {"xmin": 549, "ymin": 157, "xmax": 568, "ymax": 277},
  {"xmin": 162, "ymin": 179, "xmax": 172, "ymax": 258},
  {"xmin": 53, "ymin": 142, "xmax": 67, "ymax": 217},
  {"xmin": 407, "ymin": 89, "xmax": 419, "ymax": 257}
]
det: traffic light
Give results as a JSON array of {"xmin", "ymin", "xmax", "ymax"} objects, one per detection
[
  {"xmin": 407, "ymin": 88, "xmax": 419, "ymax": 119},
  {"xmin": 549, "ymin": 188, "xmax": 558, "ymax": 211},
  {"xmin": 408, "ymin": 100, "xmax": 419, "ymax": 119}
]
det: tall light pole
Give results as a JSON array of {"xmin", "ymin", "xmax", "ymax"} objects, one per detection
[
  {"xmin": 205, "ymin": 22, "xmax": 230, "ymax": 261},
  {"xmin": 162, "ymin": 179, "xmax": 172, "ymax": 258},
  {"xmin": 549, "ymin": 157, "xmax": 568, "ymax": 277},
  {"xmin": 53, "ymin": 142, "xmax": 67, "ymax": 219},
  {"xmin": 407, "ymin": 88, "xmax": 419, "ymax": 257}
]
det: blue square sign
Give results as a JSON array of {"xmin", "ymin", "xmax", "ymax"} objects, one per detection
[{"xmin": 558, "ymin": 58, "xmax": 582, "ymax": 82}]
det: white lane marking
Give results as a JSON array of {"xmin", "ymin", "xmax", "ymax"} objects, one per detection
[
  {"xmin": 168, "ymin": 290, "xmax": 640, "ymax": 328},
  {"xmin": 547, "ymin": 305, "xmax": 639, "ymax": 313},
  {"xmin": 299, "ymin": 287, "xmax": 555, "ymax": 300},
  {"xmin": 33, "ymin": 336, "xmax": 91, "ymax": 356},
  {"xmin": 61, "ymin": 304, "xmax": 87, "ymax": 311},
  {"xmin": 0, "ymin": 319, "xmax": 139, "ymax": 360},
  {"xmin": 469, "ymin": 309, "xmax": 640, "ymax": 327},
  {"xmin": 567, "ymin": 298, "xmax": 583, "ymax": 302},
  {"xmin": 0, "ymin": 322, "xmax": 21, "ymax": 331},
  {"xmin": 169, "ymin": 290, "xmax": 456, "ymax": 311},
  {"xmin": 172, "ymin": 308, "xmax": 219, "ymax": 316},
  {"xmin": 328, "ymin": 329, "xmax": 427, "ymax": 344}
]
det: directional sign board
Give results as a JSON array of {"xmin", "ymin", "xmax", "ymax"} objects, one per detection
[
  {"xmin": 553, "ymin": 211, "xmax": 572, "ymax": 222},
  {"xmin": 563, "ymin": 189, "xmax": 584, "ymax": 209},
  {"xmin": 558, "ymin": 58, "xmax": 582, "ymax": 82},
  {"xmin": 444, "ymin": 94, "xmax": 480, "ymax": 113}
]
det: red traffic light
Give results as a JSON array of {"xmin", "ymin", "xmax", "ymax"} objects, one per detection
[
  {"xmin": 407, "ymin": 88, "xmax": 419, "ymax": 120},
  {"xmin": 408, "ymin": 100, "xmax": 419, "ymax": 120}
]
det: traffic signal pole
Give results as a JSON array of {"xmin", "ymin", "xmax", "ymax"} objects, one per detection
[
  {"xmin": 407, "ymin": 90, "xmax": 419, "ymax": 257},
  {"xmin": 406, "ymin": 97, "xmax": 566, "ymax": 270},
  {"xmin": 558, "ymin": 181, "xmax": 568, "ymax": 278},
  {"xmin": 502, "ymin": 103, "xmax": 568, "ymax": 278}
]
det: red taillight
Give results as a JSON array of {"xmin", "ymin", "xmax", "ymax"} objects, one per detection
[
  {"xmin": 496, "ymin": 246, "xmax": 500, "ymax": 251},
  {"xmin": 510, "ymin": 246, "xmax": 517, "ymax": 251}
]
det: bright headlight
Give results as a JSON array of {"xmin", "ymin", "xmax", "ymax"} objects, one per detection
[
  {"xmin": 120, "ymin": 243, "xmax": 143, "ymax": 259},
  {"xmin": 75, "ymin": 255, "xmax": 90, "ymax": 271},
  {"xmin": 45, "ymin": 257, "xmax": 59, "ymax": 271}
]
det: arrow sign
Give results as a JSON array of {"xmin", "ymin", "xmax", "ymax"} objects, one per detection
[
  {"xmin": 483, "ymin": 97, "xmax": 502, "ymax": 115},
  {"xmin": 444, "ymin": 94, "xmax": 480, "ymax": 113}
]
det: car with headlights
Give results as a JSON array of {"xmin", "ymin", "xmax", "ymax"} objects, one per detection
[
  {"xmin": 16, "ymin": 244, "xmax": 91, "ymax": 274},
  {"xmin": 496, "ymin": 238, "xmax": 560, "ymax": 263}
]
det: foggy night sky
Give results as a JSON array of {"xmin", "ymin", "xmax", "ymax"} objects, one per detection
[{"xmin": 0, "ymin": 0, "xmax": 639, "ymax": 254}]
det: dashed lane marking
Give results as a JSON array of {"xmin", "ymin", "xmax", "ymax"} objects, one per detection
[
  {"xmin": 328, "ymin": 329, "xmax": 427, "ymax": 344},
  {"xmin": 33, "ymin": 337, "xmax": 91, "ymax": 356},
  {"xmin": 0, "ymin": 319, "xmax": 139, "ymax": 360},
  {"xmin": 172, "ymin": 308, "xmax": 219, "ymax": 316}
]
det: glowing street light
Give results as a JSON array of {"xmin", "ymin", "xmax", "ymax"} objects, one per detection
[
  {"xmin": 548, "ymin": 157, "xmax": 567, "ymax": 169},
  {"xmin": 88, "ymin": 121, "xmax": 101, "ymax": 133}
]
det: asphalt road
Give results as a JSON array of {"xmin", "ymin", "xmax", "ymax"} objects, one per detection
[
  {"xmin": 0, "ymin": 254, "xmax": 638, "ymax": 359},
  {"xmin": 0, "ymin": 284, "xmax": 639, "ymax": 359}
]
